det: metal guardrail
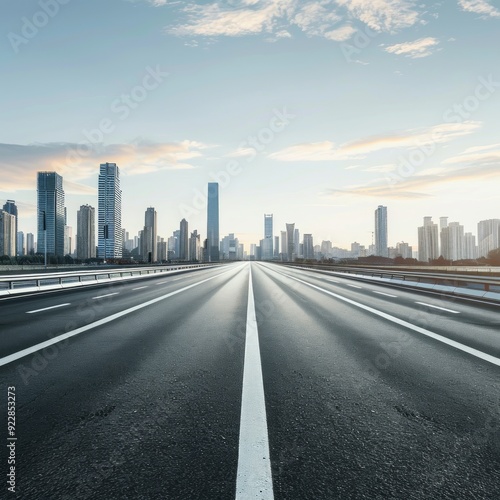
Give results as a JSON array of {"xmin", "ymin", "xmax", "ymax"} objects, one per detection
[
  {"xmin": 0, "ymin": 264, "xmax": 218, "ymax": 295},
  {"xmin": 283, "ymin": 263, "xmax": 500, "ymax": 301}
]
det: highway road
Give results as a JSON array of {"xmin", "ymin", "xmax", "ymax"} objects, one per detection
[{"xmin": 0, "ymin": 262, "xmax": 499, "ymax": 499}]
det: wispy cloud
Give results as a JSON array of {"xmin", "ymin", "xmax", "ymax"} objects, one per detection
[
  {"xmin": 327, "ymin": 150, "xmax": 500, "ymax": 199},
  {"xmin": 0, "ymin": 140, "xmax": 208, "ymax": 193},
  {"xmin": 269, "ymin": 121, "xmax": 481, "ymax": 161},
  {"xmin": 384, "ymin": 37, "xmax": 440, "ymax": 58},
  {"xmin": 458, "ymin": 0, "xmax": 500, "ymax": 18},
  {"xmin": 334, "ymin": 0, "xmax": 420, "ymax": 32}
]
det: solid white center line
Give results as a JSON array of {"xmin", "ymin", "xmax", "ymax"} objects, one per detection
[
  {"xmin": 26, "ymin": 303, "xmax": 71, "ymax": 314},
  {"xmin": 236, "ymin": 265, "xmax": 274, "ymax": 500},
  {"xmin": 132, "ymin": 286, "xmax": 148, "ymax": 291},
  {"xmin": 347, "ymin": 284, "xmax": 362, "ymax": 289},
  {"xmin": 92, "ymin": 293, "xmax": 119, "ymax": 300},
  {"xmin": 416, "ymin": 302, "xmax": 460, "ymax": 314},
  {"xmin": 0, "ymin": 265, "xmax": 246, "ymax": 368},
  {"xmin": 278, "ymin": 271, "xmax": 499, "ymax": 367},
  {"xmin": 373, "ymin": 291, "xmax": 398, "ymax": 298}
]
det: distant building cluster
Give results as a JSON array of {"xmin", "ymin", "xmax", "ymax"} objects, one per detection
[{"xmin": 1, "ymin": 179, "xmax": 500, "ymax": 265}]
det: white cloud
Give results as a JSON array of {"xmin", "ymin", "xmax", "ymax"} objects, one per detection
[
  {"xmin": 334, "ymin": 0, "xmax": 420, "ymax": 32},
  {"xmin": 0, "ymin": 140, "xmax": 208, "ymax": 193},
  {"xmin": 385, "ymin": 37, "xmax": 440, "ymax": 58},
  {"xmin": 168, "ymin": 1, "xmax": 294, "ymax": 37},
  {"xmin": 324, "ymin": 25, "xmax": 357, "ymax": 41},
  {"xmin": 270, "ymin": 121, "xmax": 481, "ymax": 161},
  {"xmin": 458, "ymin": 0, "xmax": 500, "ymax": 18},
  {"xmin": 161, "ymin": 0, "xmax": 424, "ymax": 42}
]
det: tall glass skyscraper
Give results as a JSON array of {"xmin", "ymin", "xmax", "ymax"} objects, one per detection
[
  {"xmin": 374, "ymin": 205, "xmax": 388, "ymax": 257},
  {"xmin": 37, "ymin": 172, "xmax": 65, "ymax": 256},
  {"xmin": 263, "ymin": 214, "xmax": 273, "ymax": 260},
  {"xmin": 98, "ymin": 163, "xmax": 122, "ymax": 259},
  {"xmin": 206, "ymin": 182, "xmax": 219, "ymax": 262}
]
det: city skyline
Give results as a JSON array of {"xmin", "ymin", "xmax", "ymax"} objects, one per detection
[
  {"xmin": 1, "ymin": 167, "xmax": 499, "ymax": 262},
  {"xmin": 1, "ymin": 1, "xmax": 499, "ymax": 249}
]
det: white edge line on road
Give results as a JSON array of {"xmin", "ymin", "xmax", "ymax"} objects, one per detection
[
  {"xmin": 132, "ymin": 286, "xmax": 148, "ymax": 291},
  {"xmin": 92, "ymin": 292, "xmax": 119, "ymax": 300},
  {"xmin": 0, "ymin": 265, "xmax": 245, "ymax": 368},
  {"xmin": 373, "ymin": 291, "xmax": 398, "ymax": 298},
  {"xmin": 416, "ymin": 302, "xmax": 460, "ymax": 314},
  {"xmin": 278, "ymin": 270, "xmax": 500, "ymax": 367},
  {"xmin": 236, "ymin": 265, "xmax": 274, "ymax": 500},
  {"xmin": 26, "ymin": 303, "xmax": 71, "ymax": 314}
]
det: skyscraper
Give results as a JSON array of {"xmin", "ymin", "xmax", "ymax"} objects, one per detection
[
  {"xmin": 374, "ymin": 205, "xmax": 388, "ymax": 257},
  {"xmin": 303, "ymin": 234, "xmax": 314, "ymax": 260},
  {"xmin": 37, "ymin": 172, "xmax": 65, "ymax": 257},
  {"xmin": 207, "ymin": 182, "xmax": 219, "ymax": 262},
  {"xmin": 418, "ymin": 217, "xmax": 439, "ymax": 262},
  {"xmin": 294, "ymin": 228, "xmax": 300, "ymax": 258},
  {"xmin": 77, "ymin": 204, "xmax": 96, "ymax": 260},
  {"xmin": 286, "ymin": 223, "xmax": 295, "ymax": 261},
  {"xmin": 280, "ymin": 231, "xmax": 287, "ymax": 260},
  {"xmin": 17, "ymin": 232, "xmax": 24, "ymax": 256},
  {"xmin": 263, "ymin": 214, "xmax": 273, "ymax": 260},
  {"xmin": 98, "ymin": 163, "xmax": 122, "ymax": 259},
  {"xmin": 143, "ymin": 207, "xmax": 157, "ymax": 263},
  {"xmin": 179, "ymin": 218, "xmax": 189, "ymax": 261},
  {"xmin": 26, "ymin": 233, "xmax": 35, "ymax": 255},
  {"xmin": 3, "ymin": 200, "xmax": 18, "ymax": 255}
]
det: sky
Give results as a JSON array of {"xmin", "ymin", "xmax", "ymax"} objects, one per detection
[{"xmin": 1, "ymin": 0, "xmax": 500, "ymax": 251}]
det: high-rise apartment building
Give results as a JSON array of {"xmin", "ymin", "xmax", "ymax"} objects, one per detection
[
  {"xmin": 464, "ymin": 233, "xmax": 477, "ymax": 260},
  {"xmin": 441, "ymin": 221, "xmax": 464, "ymax": 261},
  {"xmin": 3, "ymin": 200, "xmax": 18, "ymax": 255},
  {"xmin": 98, "ymin": 163, "xmax": 122, "ymax": 259},
  {"xmin": 207, "ymin": 183, "xmax": 219, "ymax": 262},
  {"xmin": 77, "ymin": 204, "xmax": 96, "ymax": 260},
  {"xmin": 189, "ymin": 230, "xmax": 201, "ymax": 261},
  {"xmin": 0, "ymin": 211, "xmax": 16, "ymax": 257},
  {"xmin": 418, "ymin": 216, "xmax": 439, "ymax": 262},
  {"xmin": 477, "ymin": 219, "xmax": 500, "ymax": 258},
  {"xmin": 37, "ymin": 172, "xmax": 65, "ymax": 257},
  {"xmin": 396, "ymin": 242, "xmax": 413, "ymax": 259},
  {"xmin": 375, "ymin": 205, "xmax": 388, "ymax": 257}
]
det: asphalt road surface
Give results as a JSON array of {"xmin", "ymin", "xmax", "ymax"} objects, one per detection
[{"xmin": 1, "ymin": 262, "xmax": 499, "ymax": 499}]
